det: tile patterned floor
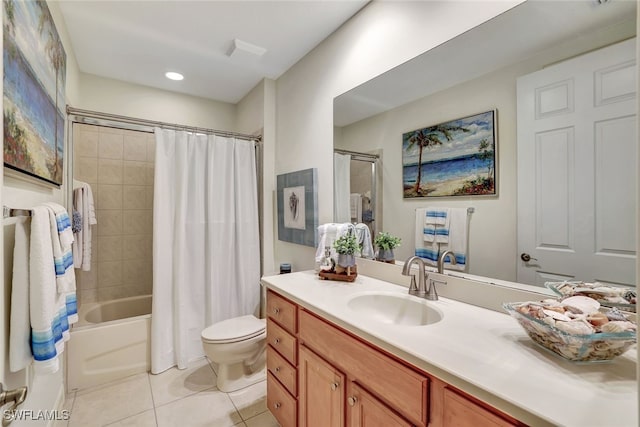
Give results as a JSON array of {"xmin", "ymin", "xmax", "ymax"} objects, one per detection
[{"xmin": 57, "ymin": 358, "xmax": 279, "ymax": 427}]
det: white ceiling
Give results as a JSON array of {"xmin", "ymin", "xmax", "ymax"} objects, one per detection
[{"xmin": 58, "ymin": 1, "xmax": 368, "ymax": 104}]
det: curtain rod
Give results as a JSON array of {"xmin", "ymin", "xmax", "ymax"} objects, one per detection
[
  {"xmin": 334, "ymin": 148, "xmax": 379, "ymax": 160},
  {"xmin": 66, "ymin": 106, "xmax": 262, "ymax": 143}
]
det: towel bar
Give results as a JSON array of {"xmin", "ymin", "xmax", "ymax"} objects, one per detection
[{"xmin": 3, "ymin": 206, "xmax": 32, "ymax": 219}]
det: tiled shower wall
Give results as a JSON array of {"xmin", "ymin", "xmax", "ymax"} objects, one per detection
[{"xmin": 73, "ymin": 123, "xmax": 155, "ymax": 304}]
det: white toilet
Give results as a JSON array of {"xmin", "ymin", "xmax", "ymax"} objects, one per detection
[{"xmin": 201, "ymin": 315, "xmax": 267, "ymax": 392}]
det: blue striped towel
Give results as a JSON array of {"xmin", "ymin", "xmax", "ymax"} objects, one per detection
[
  {"xmin": 424, "ymin": 209, "xmax": 450, "ymax": 243},
  {"xmin": 44, "ymin": 203, "xmax": 76, "ymax": 294},
  {"xmin": 425, "ymin": 209, "xmax": 448, "ymax": 225}
]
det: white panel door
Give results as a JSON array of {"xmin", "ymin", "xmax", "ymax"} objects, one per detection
[{"xmin": 517, "ymin": 38, "xmax": 636, "ymax": 287}]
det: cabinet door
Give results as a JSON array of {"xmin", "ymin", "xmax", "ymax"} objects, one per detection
[
  {"xmin": 443, "ymin": 388, "xmax": 517, "ymax": 427},
  {"xmin": 299, "ymin": 345, "xmax": 345, "ymax": 427},
  {"xmin": 347, "ymin": 383, "xmax": 412, "ymax": 427}
]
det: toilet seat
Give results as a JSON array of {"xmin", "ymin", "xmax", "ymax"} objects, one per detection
[{"xmin": 202, "ymin": 315, "xmax": 265, "ymax": 344}]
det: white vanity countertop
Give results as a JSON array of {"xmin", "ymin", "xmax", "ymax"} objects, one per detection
[{"xmin": 262, "ymin": 271, "xmax": 637, "ymax": 427}]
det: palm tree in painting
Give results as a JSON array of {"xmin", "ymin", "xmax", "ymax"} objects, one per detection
[
  {"xmin": 477, "ymin": 138, "xmax": 494, "ymax": 179},
  {"xmin": 36, "ymin": 1, "xmax": 66, "ymax": 181},
  {"xmin": 405, "ymin": 125, "xmax": 468, "ymax": 195}
]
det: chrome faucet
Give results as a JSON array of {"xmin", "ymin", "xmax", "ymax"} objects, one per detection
[
  {"xmin": 0, "ymin": 383, "xmax": 27, "ymax": 426},
  {"xmin": 401, "ymin": 256, "xmax": 427, "ymax": 297},
  {"xmin": 437, "ymin": 250, "xmax": 457, "ymax": 274},
  {"xmin": 426, "ymin": 250, "xmax": 458, "ymax": 301}
]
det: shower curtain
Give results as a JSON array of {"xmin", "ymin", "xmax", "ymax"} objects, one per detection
[
  {"xmin": 334, "ymin": 153, "xmax": 351, "ymax": 223},
  {"xmin": 151, "ymin": 128, "xmax": 260, "ymax": 374}
]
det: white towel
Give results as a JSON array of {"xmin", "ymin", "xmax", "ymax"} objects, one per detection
[
  {"xmin": 315, "ymin": 223, "xmax": 355, "ymax": 264},
  {"xmin": 10, "ymin": 218, "xmax": 32, "ymax": 372},
  {"xmin": 438, "ymin": 208, "xmax": 468, "ymax": 271},
  {"xmin": 43, "ymin": 203, "xmax": 76, "ymax": 294},
  {"xmin": 30, "ymin": 205, "xmax": 79, "ymax": 374},
  {"xmin": 354, "ymin": 223, "xmax": 375, "ymax": 259},
  {"xmin": 72, "ymin": 182, "xmax": 97, "ymax": 270},
  {"xmin": 414, "ymin": 209, "xmax": 439, "ymax": 267},
  {"xmin": 29, "ymin": 206, "xmax": 61, "ymax": 374},
  {"xmin": 350, "ymin": 193, "xmax": 362, "ymax": 223}
]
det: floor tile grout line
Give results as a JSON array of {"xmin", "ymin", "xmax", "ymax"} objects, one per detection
[
  {"xmin": 224, "ymin": 390, "xmax": 245, "ymax": 423},
  {"xmin": 146, "ymin": 373, "xmax": 160, "ymax": 427}
]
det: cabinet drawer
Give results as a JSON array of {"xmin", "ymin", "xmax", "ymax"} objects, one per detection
[
  {"xmin": 267, "ymin": 372, "xmax": 297, "ymax": 427},
  {"xmin": 267, "ymin": 290, "xmax": 297, "ymax": 333},
  {"xmin": 299, "ymin": 310, "xmax": 429, "ymax": 427},
  {"xmin": 267, "ymin": 344, "xmax": 297, "ymax": 396},
  {"xmin": 443, "ymin": 388, "xmax": 517, "ymax": 427},
  {"xmin": 267, "ymin": 317, "xmax": 297, "ymax": 365}
]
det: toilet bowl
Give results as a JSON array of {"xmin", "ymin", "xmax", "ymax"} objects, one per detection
[{"xmin": 201, "ymin": 315, "xmax": 266, "ymax": 392}]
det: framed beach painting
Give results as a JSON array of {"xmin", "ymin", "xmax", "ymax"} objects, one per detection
[
  {"xmin": 402, "ymin": 110, "xmax": 497, "ymax": 198},
  {"xmin": 3, "ymin": 0, "xmax": 67, "ymax": 186},
  {"xmin": 277, "ymin": 168, "xmax": 318, "ymax": 247}
]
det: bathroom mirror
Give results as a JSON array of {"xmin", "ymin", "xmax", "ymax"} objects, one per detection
[{"xmin": 333, "ymin": 0, "xmax": 637, "ymax": 286}]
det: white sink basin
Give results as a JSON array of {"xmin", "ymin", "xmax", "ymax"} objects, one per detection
[{"xmin": 346, "ymin": 291, "xmax": 443, "ymax": 326}]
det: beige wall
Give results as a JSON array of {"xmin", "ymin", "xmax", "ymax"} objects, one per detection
[
  {"xmin": 73, "ymin": 124, "xmax": 155, "ymax": 304},
  {"xmin": 274, "ymin": 1, "xmax": 524, "ymax": 271},
  {"xmin": 1, "ymin": 0, "xmax": 82, "ymax": 416}
]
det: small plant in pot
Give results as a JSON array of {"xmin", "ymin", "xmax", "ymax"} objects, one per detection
[
  {"xmin": 334, "ymin": 233, "xmax": 360, "ymax": 273},
  {"xmin": 374, "ymin": 232, "xmax": 401, "ymax": 263}
]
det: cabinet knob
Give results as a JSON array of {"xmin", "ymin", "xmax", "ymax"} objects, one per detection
[
  {"xmin": 275, "ymin": 366, "xmax": 281, "ymax": 373},
  {"xmin": 330, "ymin": 382, "xmax": 339, "ymax": 391},
  {"xmin": 274, "ymin": 338, "xmax": 281, "ymax": 345},
  {"xmin": 273, "ymin": 307, "xmax": 281, "ymax": 315},
  {"xmin": 274, "ymin": 402, "xmax": 282, "ymax": 410},
  {"xmin": 347, "ymin": 396, "xmax": 358, "ymax": 407}
]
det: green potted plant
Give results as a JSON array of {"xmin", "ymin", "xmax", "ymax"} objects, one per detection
[
  {"xmin": 374, "ymin": 232, "xmax": 401, "ymax": 263},
  {"xmin": 334, "ymin": 233, "xmax": 360, "ymax": 269}
]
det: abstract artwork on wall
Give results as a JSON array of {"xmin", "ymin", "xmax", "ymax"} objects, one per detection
[
  {"xmin": 3, "ymin": 0, "xmax": 67, "ymax": 186},
  {"xmin": 402, "ymin": 110, "xmax": 497, "ymax": 198},
  {"xmin": 277, "ymin": 168, "xmax": 318, "ymax": 247}
]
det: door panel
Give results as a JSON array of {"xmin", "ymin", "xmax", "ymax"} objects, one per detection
[{"xmin": 517, "ymin": 38, "xmax": 636, "ymax": 286}]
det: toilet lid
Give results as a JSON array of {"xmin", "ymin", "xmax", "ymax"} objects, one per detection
[{"xmin": 201, "ymin": 315, "xmax": 266, "ymax": 343}]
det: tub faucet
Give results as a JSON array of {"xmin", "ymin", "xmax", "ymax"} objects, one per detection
[{"xmin": 401, "ymin": 256, "xmax": 428, "ymax": 297}]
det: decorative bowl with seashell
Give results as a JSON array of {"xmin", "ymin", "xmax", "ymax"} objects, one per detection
[
  {"xmin": 503, "ymin": 295, "xmax": 636, "ymax": 362},
  {"xmin": 545, "ymin": 281, "xmax": 636, "ymax": 313}
]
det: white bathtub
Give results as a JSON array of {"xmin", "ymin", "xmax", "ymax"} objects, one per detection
[{"xmin": 67, "ymin": 295, "xmax": 152, "ymax": 391}]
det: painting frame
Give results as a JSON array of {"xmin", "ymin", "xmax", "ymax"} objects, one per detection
[
  {"xmin": 3, "ymin": 0, "xmax": 67, "ymax": 186},
  {"xmin": 402, "ymin": 110, "xmax": 498, "ymax": 198},
  {"xmin": 277, "ymin": 168, "xmax": 318, "ymax": 247}
]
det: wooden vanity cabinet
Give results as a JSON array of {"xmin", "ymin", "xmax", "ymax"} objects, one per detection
[
  {"xmin": 298, "ymin": 309, "xmax": 427, "ymax": 427},
  {"xmin": 266, "ymin": 289, "xmax": 523, "ymax": 427},
  {"xmin": 266, "ymin": 291, "xmax": 298, "ymax": 427}
]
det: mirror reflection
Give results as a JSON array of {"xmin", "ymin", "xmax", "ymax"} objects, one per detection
[{"xmin": 333, "ymin": 0, "xmax": 637, "ymax": 287}]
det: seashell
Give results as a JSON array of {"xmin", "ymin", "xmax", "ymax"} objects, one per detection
[
  {"xmin": 601, "ymin": 321, "xmax": 636, "ymax": 333},
  {"xmin": 542, "ymin": 316, "xmax": 556, "ymax": 327},
  {"xmin": 605, "ymin": 296, "xmax": 629, "ymax": 304},
  {"xmin": 605, "ymin": 308, "xmax": 628, "ymax": 322},
  {"xmin": 561, "ymin": 296, "xmax": 600, "ymax": 315},
  {"xmin": 623, "ymin": 290, "xmax": 637, "ymax": 303},
  {"xmin": 554, "ymin": 319, "xmax": 596, "ymax": 335},
  {"xmin": 543, "ymin": 309, "xmax": 571, "ymax": 322},
  {"xmin": 587, "ymin": 312, "xmax": 609, "ymax": 327}
]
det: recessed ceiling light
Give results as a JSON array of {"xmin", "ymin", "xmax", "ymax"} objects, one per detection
[{"xmin": 165, "ymin": 71, "xmax": 184, "ymax": 81}]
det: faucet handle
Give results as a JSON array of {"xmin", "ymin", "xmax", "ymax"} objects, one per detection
[
  {"xmin": 408, "ymin": 275, "xmax": 418, "ymax": 293},
  {"xmin": 427, "ymin": 278, "xmax": 447, "ymax": 301}
]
